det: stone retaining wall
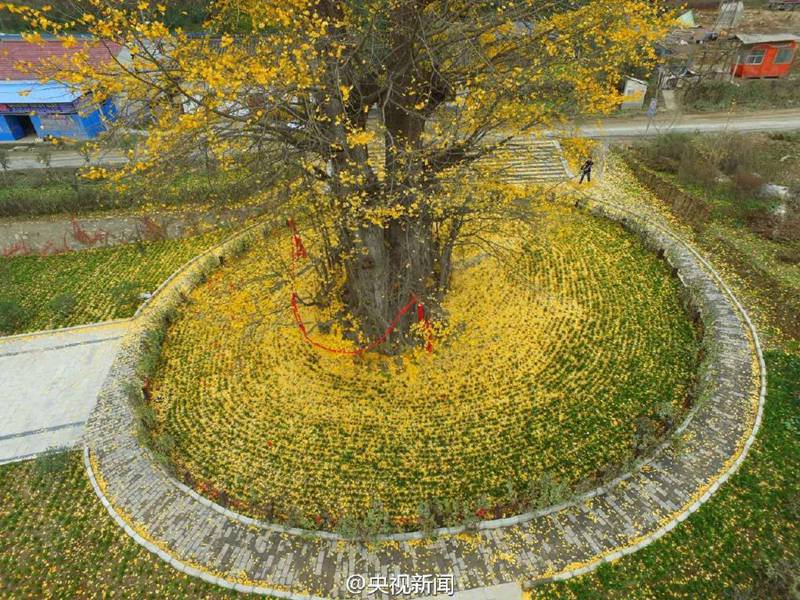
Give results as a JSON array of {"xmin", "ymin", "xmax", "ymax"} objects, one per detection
[{"xmin": 0, "ymin": 205, "xmax": 263, "ymax": 256}]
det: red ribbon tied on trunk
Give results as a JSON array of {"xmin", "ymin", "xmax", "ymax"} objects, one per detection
[{"xmin": 286, "ymin": 218, "xmax": 433, "ymax": 355}]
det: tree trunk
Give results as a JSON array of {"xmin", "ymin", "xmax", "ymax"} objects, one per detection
[
  {"xmin": 342, "ymin": 215, "xmax": 437, "ymax": 351},
  {"xmin": 338, "ymin": 91, "xmax": 444, "ymax": 352}
]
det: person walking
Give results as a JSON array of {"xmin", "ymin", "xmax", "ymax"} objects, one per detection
[{"xmin": 579, "ymin": 158, "xmax": 594, "ymax": 184}]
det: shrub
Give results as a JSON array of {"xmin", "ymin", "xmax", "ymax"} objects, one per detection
[
  {"xmin": 777, "ymin": 249, "xmax": 800, "ymax": 265},
  {"xmin": 716, "ymin": 133, "xmax": 759, "ymax": 177},
  {"xmin": 47, "ymin": 293, "xmax": 77, "ymax": 319},
  {"xmin": 677, "ymin": 147, "xmax": 716, "ymax": 187},
  {"xmin": 152, "ymin": 432, "xmax": 176, "ymax": 456},
  {"xmin": 525, "ymin": 472, "xmax": 569, "ymax": 510},
  {"xmin": 639, "ymin": 133, "xmax": 692, "ymax": 172},
  {"xmin": 33, "ymin": 448, "xmax": 71, "ymax": 476},
  {"xmin": 111, "ymin": 280, "xmax": 144, "ymax": 313},
  {"xmin": 744, "ymin": 556, "xmax": 800, "ymax": 600},
  {"xmin": 0, "ymin": 299, "xmax": 27, "ymax": 334},
  {"xmin": 731, "ymin": 170, "xmax": 764, "ymax": 199}
]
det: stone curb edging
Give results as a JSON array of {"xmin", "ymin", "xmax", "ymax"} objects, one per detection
[
  {"xmin": 0, "ymin": 318, "xmax": 131, "ymax": 344},
  {"xmin": 83, "ymin": 196, "xmax": 764, "ymax": 599},
  {"xmin": 88, "ymin": 194, "xmax": 750, "ymax": 545}
]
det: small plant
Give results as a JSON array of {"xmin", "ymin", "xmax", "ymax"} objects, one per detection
[
  {"xmin": 524, "ymin": 473, "xmax": 569, "ymax": 510},
  {"xmin": 633, "ymin": 415, "xmax": 661, "ymax": 457},
  {"xmin": 677, "ymin": 147, "xmax": 715, "ymax": 187},
  {"xmin": 748, "ymin": 556, "xmax": 800, "ymax": 600},
  {"xmin": 0, "ymin": 299, "xmax": 28, "ymax": 334},
  {"xmin": 111, "ymin": 280, "xmax": 144, "ymax": 313},
  {"xmin": 654, "ymin": 400, "xmax": 676, "ymax": 426},
  {"xmin": 35, "ymin": 147, "xmax": 53, "ymax": 180},
  {"xmin": 731, "ymin": 170, "xmax": 764, "ymax": 200},
  {"xmin": 33, "ymin": 448, "xmax": 71, "ymax": 476},
  {"xmin": 0, "ymin": 147, "xmax": 10, "ymax": 177},
  {"xmin": 47, "ymin": 293, "xmax": 77, "ymax": 320}
]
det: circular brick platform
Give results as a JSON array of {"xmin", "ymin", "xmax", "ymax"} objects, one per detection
[{"xmin": 83, "ymin": 197, "xmax": 765, "ymax": 599}]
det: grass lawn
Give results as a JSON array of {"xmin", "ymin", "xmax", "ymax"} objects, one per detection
[
  {"xmin": 0, "ymin": 168, "xmax": 264, "ymax": 218},
  {"xmin": 625, "ymin": 132, "xmax": 800, "ymax": 342},
  {"xmin": 0, "ymin": 451, "xmax": 238, "ymax": 599},
  {"xmin": 530, "ymin": 349, "xmax": 800, "ymax": 600},
  {"xmin": 0, "ymin": 230, "xmax": 227, "ymax": 335},
  {"xmin": 540, "ymin": 151, "xmax": 799, "ymax": 598}
]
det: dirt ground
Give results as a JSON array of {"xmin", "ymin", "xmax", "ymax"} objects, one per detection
[{"xmin": 694, "ymin": 7, "xmax": 800, "ymax": 33}]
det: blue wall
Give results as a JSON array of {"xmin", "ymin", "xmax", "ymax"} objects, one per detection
[
  {"xmin": 1, "ymin": 99, "xmax": 118, "ymax": 141},
  {"xmin": 0, "ymin": 115, "xmax": 26, "ymax": 141}
]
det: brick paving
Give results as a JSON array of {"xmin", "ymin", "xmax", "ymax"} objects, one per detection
[{"xmin": 83, "ymin": 198, "xmax": 764, "ymax": 599}]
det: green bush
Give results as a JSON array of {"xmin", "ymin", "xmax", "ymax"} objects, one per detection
[
  {"xmin": 111, "ymin": 280, "xmax": 144, "ymax": 312},
  {"xmin": 47, "ymin": 293, "xmax": 77, "ymax": 319},
  {"xmin": 0, "ymin": 300, "xmax": 27, "ymax": 334}
]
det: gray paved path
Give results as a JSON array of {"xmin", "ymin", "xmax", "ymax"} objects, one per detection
[
  {"xmin": 0, "ymin": 321, "xmax": 128, "ymax": 464},
  {"xmin": 83, "ymin": 197, "xmax": 764, "ymax": 599}
]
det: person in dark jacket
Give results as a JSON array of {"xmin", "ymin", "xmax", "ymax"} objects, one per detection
[{"xmin": 579, "ymin": 158, "xmax": 594, "ymax": 183}]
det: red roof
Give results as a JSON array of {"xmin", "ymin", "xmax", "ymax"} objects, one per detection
[{"xmin": 0, "ymin": 39, "xmax": 123, "ymax": 81}]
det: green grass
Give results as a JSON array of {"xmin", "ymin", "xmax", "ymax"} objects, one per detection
[
  {"xmin": 0, "ymin": 352, "xmax": 795, "ymax": 599},
  {"xmin": 681, "ymin": 76, "xmax": 800, "ymax": 113},
  {"xmin": 0, "ymin": 144, "xmax": 797, "ymax": 595},
  {"xmin": 0, "ymin": 231, "xmax": 227, "ymax": 335},
  {"xmin": 532, "ymin": 349, "xmax": 800, "ymax": 600},
  {"xmin": 629, "ymin": 132, "xmax": 800, "ymax": 340},
  {"xmin": 0, "ymin": 451, "xmax": 239, "ymax": 599},
  {"xmin": 0, "ymin": 168, "xmax": 262, "ymax": 218}
]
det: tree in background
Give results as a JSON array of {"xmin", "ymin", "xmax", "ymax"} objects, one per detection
[{"xmin": 2, "ymin": 0, "xmax": 671, "ymax": 351}]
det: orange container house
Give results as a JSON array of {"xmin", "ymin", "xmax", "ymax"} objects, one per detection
[{"xmin": 732, "ymin": 33, "xmax": 799, "ymax": 78}]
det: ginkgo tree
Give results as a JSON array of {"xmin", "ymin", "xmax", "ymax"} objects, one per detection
[{"xmin": 3, "ymin": 0, "xmax": 671, "ymax": 351}]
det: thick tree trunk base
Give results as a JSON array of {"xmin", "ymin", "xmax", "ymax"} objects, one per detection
[{"xmin": 342, "ymin": 217, "xmax": 438, "ymax": 353}]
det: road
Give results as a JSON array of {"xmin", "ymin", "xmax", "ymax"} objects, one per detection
[
  {"xmin": 2, "ymin": 109, "xmax": 799, "ymax": 170},
  {"xmin": 568, "ymin": 108, "xmax": 800, "ymax": 139}
]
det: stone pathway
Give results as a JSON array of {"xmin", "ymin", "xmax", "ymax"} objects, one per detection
[
  {"xmin": 83, "ymin": 197, "xmax": 764, "ymax": 599},
  {"xmin": 0, "ymin": 321, "xmax": 128, "ymax": 464}
]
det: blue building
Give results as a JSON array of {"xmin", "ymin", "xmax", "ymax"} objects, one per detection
[{"xmin": 0, "ymin": 35, "xmax": 123, "ymax": 141}]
